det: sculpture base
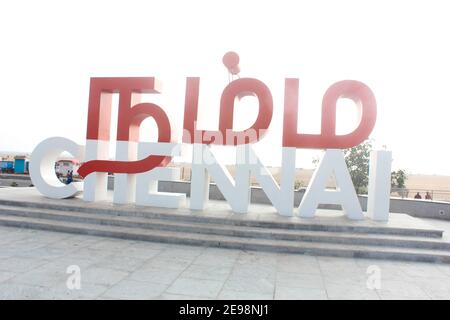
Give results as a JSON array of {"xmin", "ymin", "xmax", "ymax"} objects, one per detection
[{"xmin": 0, "ymin": 187, "xmax": 449, "ymax": 263}]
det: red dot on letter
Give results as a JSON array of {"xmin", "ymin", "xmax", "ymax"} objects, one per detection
[{"xmin": 223, "ymin": 52, "xmax": 240, "ymax": 74}]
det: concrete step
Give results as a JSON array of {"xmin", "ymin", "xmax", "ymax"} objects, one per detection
[
  {"xmin": 0, "ymin": 198, "xmax": 443, "ymax": 238},
  {"xmin": 0, "ymin": 204, "xmax": 449, "ymax": 251},
  {"xmin": 0, "ymin": 214, "xmax": 449, "ymax": 263}
]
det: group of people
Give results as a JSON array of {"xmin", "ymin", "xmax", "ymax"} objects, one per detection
[{"xmin": 414, "ymin": 191, "xmax": 432, "ymax": 200}]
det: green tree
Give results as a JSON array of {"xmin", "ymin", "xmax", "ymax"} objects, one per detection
[
  {"xmin": 391, "ymin": 169, "xmax": 407, "ymax": 189},
  {"xmin": 344, "ymin": 140, "xmax": 372, "ymax": 194}
]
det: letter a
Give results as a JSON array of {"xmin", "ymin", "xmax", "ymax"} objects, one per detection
[{"xmin": 298, "ymin": 149, "xmax": 363, "ymax": 220}]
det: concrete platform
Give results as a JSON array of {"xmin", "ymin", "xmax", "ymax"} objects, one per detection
[
  {"xmin": 0, "ymin": 188, "xmax": 443, "ymax": 234},
  {"xmin": 2, "ymin": 225, "xmax": 450, "ymax": 300},
  {"xmin": 0, "ymin": 187, "xmax": 449, "ymax": 263}
]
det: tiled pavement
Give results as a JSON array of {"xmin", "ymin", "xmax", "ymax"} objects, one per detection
[{"xmin": 1, "ymin": 224, "xmax": 450, "ymax": 299}]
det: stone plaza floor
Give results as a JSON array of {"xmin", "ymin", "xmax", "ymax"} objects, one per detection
[{"xmin": 1, "ymin": 220, "xmax": 450, "ymax": 300}]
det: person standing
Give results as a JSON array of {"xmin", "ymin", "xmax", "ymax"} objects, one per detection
[{"xmin": 66, "ymin": 170, "xmax": 73, "ymax": 184}]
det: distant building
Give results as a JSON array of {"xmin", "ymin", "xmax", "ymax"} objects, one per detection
[
  {"xmin": 0, "ymin": 160, "xmax": 14, "ymax": 173},
  {"xmin": 55, "ymin": 159, "xmax": 80, "ymax": 176},
  {"xmin": 13, "ymin": 155, "xmax": 29, "ymax": 174},
  {"xmin": 0, "ymin": 152, "xmax": 30, "ymax": 174}
]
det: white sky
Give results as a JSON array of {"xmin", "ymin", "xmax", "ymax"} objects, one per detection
[{"xmin": 1, "ymin": 0, "xmax": 449, "ymax": 175}]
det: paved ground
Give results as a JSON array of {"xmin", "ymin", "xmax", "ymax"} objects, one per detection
[{"xmin": 1, "ymin": 222, "xmax": 450, "ymax": 300}]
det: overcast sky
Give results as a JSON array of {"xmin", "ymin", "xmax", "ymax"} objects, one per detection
[{"xmin": 1, "ymin": 0, "xmax": 449, "ymax": 175}]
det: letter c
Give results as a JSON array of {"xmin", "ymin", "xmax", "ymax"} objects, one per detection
[{"xmin": 29, "ymin": 137, "xmax": 85, "ymax": 199}]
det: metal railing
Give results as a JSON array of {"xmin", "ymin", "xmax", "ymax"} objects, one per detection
[{"xmin": 390, "ymin": 188, "xmax": 450, "ymax": 202}]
